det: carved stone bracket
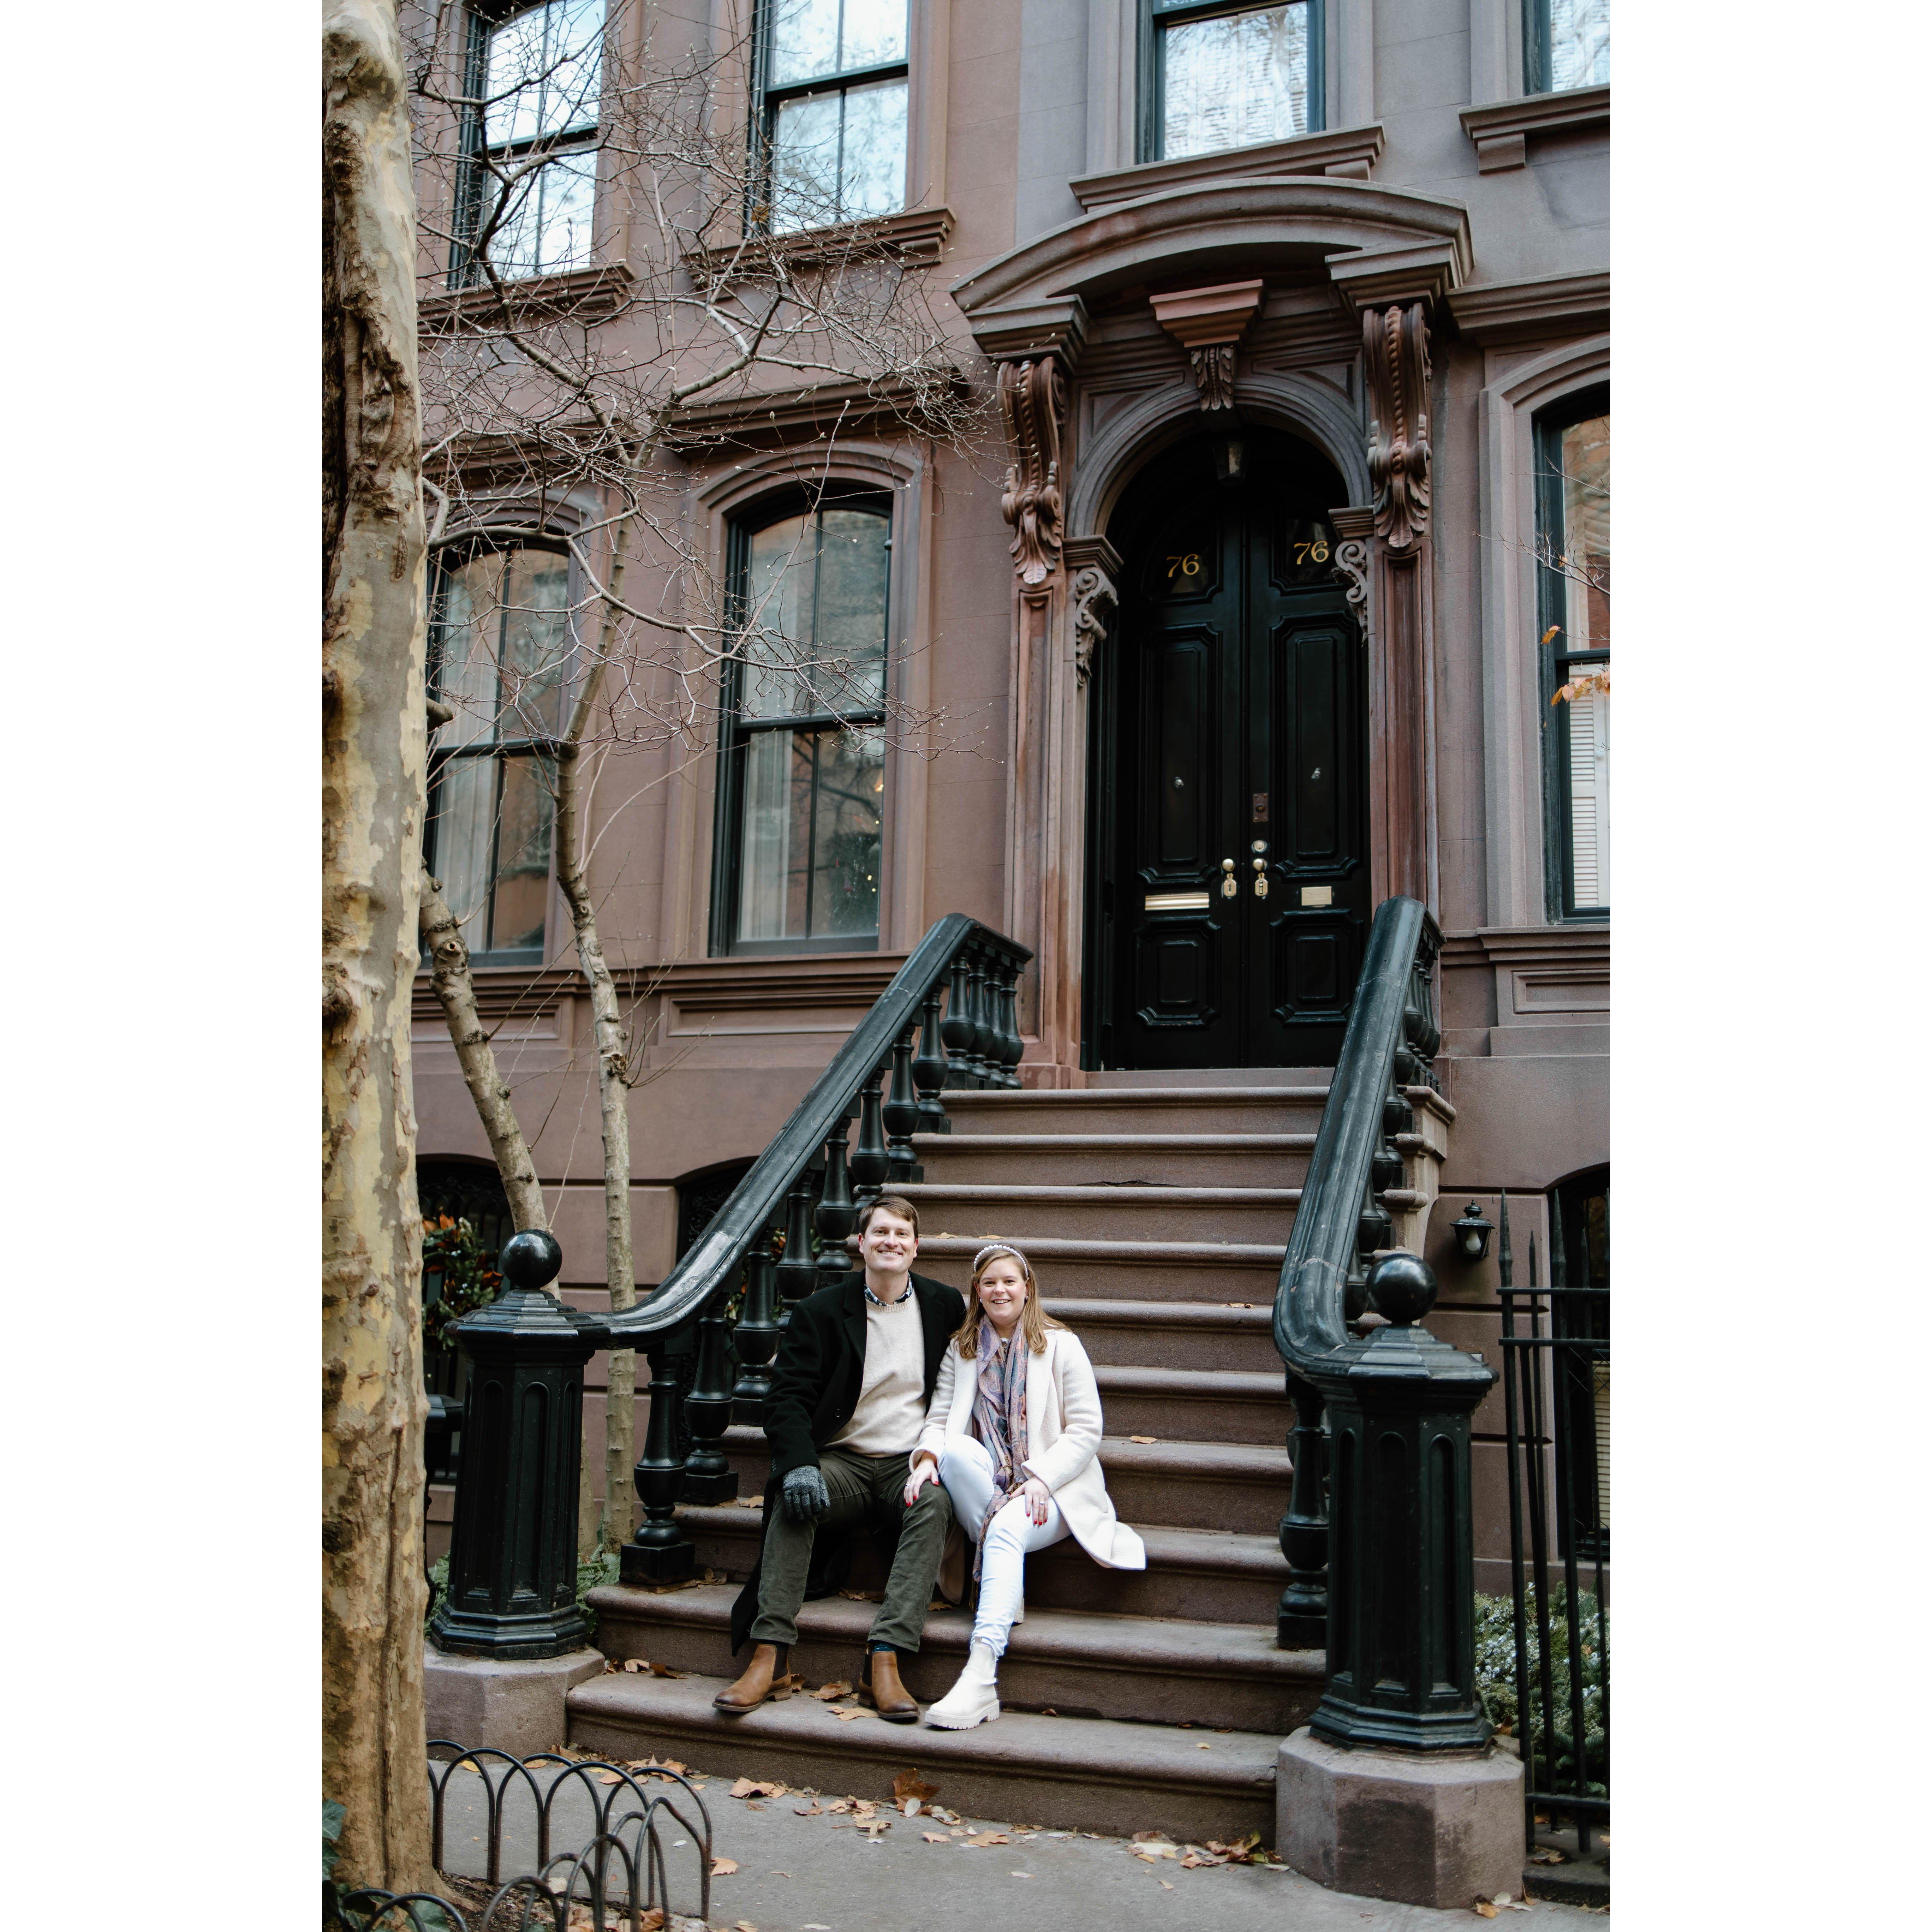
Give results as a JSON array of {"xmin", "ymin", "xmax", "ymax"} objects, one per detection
[
  {"xmin": 1151, "ymin": 279, "xmax": 1265, "ymax": 413},
  {"xmin": 998, "ymin": 356, "xmax": 1068, "ymax": 598},
  {"xmin": 1363, "ymin": 302, "xmax": 1432, "ymax": 554},
  {"xmin": 1328, "ymin": 506, "xmax": 1373, "ymax": 641}
]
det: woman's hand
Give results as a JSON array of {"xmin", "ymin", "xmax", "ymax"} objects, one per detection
[
  {"xmin": 1021, "ymin": 1476, "xmax": 1051, "ymax": 1526},
  {"xmin": 903, "ymin": 1454, "xmax": 940, "ymax": 1508}
]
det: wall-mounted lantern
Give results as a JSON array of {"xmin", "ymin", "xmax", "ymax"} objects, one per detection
[{"xmin": 1450, "ymin": 1202, "xmax": 1494, "ymax": 1263}]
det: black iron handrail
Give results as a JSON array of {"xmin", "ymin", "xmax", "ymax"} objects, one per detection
[
  {"xmin": 602, "ymin": 913, "xmax": 1030, "ymax": 1343},
  {"xmin": 1272, "ymin": 893, "xmax": 1439, "ymax": 1372}
]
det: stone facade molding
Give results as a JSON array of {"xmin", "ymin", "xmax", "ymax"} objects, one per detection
[
  {"xmin": 1459, "ymin": 84, "xmax": 1610, "ymax": 173},
  {"xmin": 1149, "ymin": 279, "xmax": 1265, "ymax": 412},
  {"xmin": 1363, "ymin": 302, "xmax": 1432, "ymax": 553},
  {"xmin": 1069, "ymin": 123, "xmax": 1387, "ymax": 213},
  {"xmin": 1448, "ymin": 270, "xmax": 1609, "ymax": 344},
  {"xmin": 998, "ymin": 356, "xmax": 1070, "ymax": 598}
]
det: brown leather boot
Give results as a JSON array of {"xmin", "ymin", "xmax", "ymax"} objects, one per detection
[
  {"xmin": 713, "ymin": 1642, "xmax": 788, "ymax": 1715},
  {"xmin": 869, "ymin": 1646, "xmax": 920, "ymax": 1724}
]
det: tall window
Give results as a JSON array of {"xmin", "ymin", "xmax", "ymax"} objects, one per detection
[
  {"xmin": 427, "ymin": 543, "xmax": 572, "ymax": 962},
  {"xmin": 1536, "ymin": 392, "xmax": 1609, "ymax": 919},
  {"xmin": 714, "ymin": 500, "xmax": 892, "ymax": 953},
  {"xmin": 453, "ymin": 0, "xmax": 605, "ymax": 285},
  {"xmin": 1525, "ymin": 0, "xmax": 1608, "ymax": 94},
  {"xmin": 757, "ymin": 0, "xmax": 909, "ymax": 233},
  {"xmin": 1143, "ymin": 0, "xmax": 1323, "ymax": 162}
]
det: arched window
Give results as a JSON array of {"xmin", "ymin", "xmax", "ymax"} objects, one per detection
[
  {"xmin": 426, "ymin": 540, "xmax": 572, "ymax": 963},
  {"xmin": 1535, "ymin": 387, "xmax": 1609, "ymax": 919},
  {"xmin": 711, "ymin": 495, "xmax": 892, "ymax": 954}
]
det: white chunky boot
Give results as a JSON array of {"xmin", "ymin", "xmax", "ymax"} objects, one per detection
[{"xmin": 923, "ymin": 1641, "xmax": 1001, "ymax": 1730}]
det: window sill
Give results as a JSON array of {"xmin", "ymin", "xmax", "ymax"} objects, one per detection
[
  {"xmin": 1069, "ymin": 125, "xmax": 1386, "ymax": 214},
  {"xmin": 685, "ymin": 204, "xmax": 956, "ymax": 281},
  {"xmin": 663, "ymin": 369, "xmax": 969, "ymax": 453},
  {"xmin": 1458, "ymin": 85, "xmax": 1609, "ymax": 174},
  {"xmin": 421, "ymin": 261, "xmax": 637, "ymax": 326}
]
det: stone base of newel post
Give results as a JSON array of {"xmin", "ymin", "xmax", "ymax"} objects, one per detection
[
  {"xmin": 1277, "ymin": 1727, "xmax": 1523, "ymax": 1909},
  {"xmin": 424, "ymin": 1644, "xmax": 607, "ymax": 1760}
]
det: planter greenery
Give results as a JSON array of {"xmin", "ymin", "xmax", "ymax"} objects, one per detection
[{"xmin": 1474, "ymin": 1588, "xmax": 1608, "ymax": 1795}]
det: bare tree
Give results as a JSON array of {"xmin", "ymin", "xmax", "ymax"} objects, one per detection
[
  {"xmin": 323, "ymin": 0, "xmax": 436, "ymax": 1892},
  {"xmin": 400, "ymin": 0, "xmax": 986, "ymax": 1550}
]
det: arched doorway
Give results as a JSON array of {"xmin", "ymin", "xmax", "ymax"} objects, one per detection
[{"xmin": 1084, "ymin": 424, "xmax": 1367, "ymax": 1069}]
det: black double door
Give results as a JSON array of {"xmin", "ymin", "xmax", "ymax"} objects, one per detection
[{"xmin": 1093, "ymin": 431, "xmax": 1370, "ymax": 1069}]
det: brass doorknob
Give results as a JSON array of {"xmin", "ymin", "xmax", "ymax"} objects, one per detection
[{"xmin": 1221, "ymin": 858, "xmax": 1237, "ymax": 899}]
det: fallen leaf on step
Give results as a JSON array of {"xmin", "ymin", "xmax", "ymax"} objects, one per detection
[
  {"xmin": 826, "ymin": 1800, "xmax": 852, "ymax": 1814},
  {"xmin": 731, "ymin": 1778, "xmax": 786, "ymax": 1799},
  {"xmin": 1159, "ymin": 1880, "xmax": 1175, "ymax": 1890},
  {"xmin": 861, "ymin": 1820, "xmax": 892, "ymax": 1840},
  {"xmin": 596, "ymin": 1771, "xmax": 623, "ymax": 1784},
  {"xmin": 922, "ymin": 1832, "xmax": 950, "ymax": 1843},
  {"xmin": 1528, "ymin": 1848, "xmax": 1566, "ymax": 1864},
  {"xmin": 893, "ymin": 1770, "xmax": 941, "ymax": 1804},
  {"xmin": 1195, "ymin": 1742, "xmax": 1211, "ymax": 1750},
  {"xmin": 734, "ymin": 1922, "xmax": 758, "ymax": 1931},
  {"xmin": 793, "ymin": 1804, "xmax": 824, "ymax": 1817},
  {"xmin": 711, "ymin": 1858, "xmax": 738, "ymax": 1876},
  {"xmin": 1129, "ymin": 1435, "xmax": 1160, "ymax": 1444},
  {"xmin": 1225, "ymin": 1302, "xmax": 1253, "ymax": 1308},
  {"xmin": 964, "ymin": 1832, "xmax": 1010, "ymax": 1848},
  {"xmin": 623, "ymin": 1659, "xmax": 648, "ymax": 1672},
  {"xmin": 811, "ymin": 1680, "xmax": 853, "ymax": 1700},
  {"xmin": 852, "ymin": 1801, "xmax": 878, "ymax": 1816},
  {"xmin": 649, "ymin": 1663, "xmax": 684, "ymax": 1679},
  {"xmin": 833, "ymin": 1708, "xmax": 865, "ymax": 1721},
  {"xmin": 1473, "ymin": 1907, "xmax": 1498, "ymax": 1920}
]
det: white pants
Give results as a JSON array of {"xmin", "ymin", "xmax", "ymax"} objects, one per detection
[{"xmin": 939, "ymin": 1436, "xmax": 1069, "ymax": 1659}]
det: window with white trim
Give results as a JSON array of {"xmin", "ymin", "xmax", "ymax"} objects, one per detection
[{"xmin": 1525, "ymin": 0, "xmax": 1608, "ymax": 95}]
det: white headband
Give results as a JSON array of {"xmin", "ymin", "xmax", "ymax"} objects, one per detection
[{"xmin": 972, "ymin": 1242, "xmax": 1030, "ymax": 1276}]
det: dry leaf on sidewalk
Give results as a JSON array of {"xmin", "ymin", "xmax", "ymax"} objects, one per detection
[
  {"xmin": 892, "ymin": 1770, "xmax": 941, "ymax": 1804},
  {"xmin": 711, "ymin": 1857, "xmax": 738, "ymax": 1876},
  {"xmin": 964, "ymin": 1832, "xmax": 1010, "ymax": 1847},
  {"xmin": 921, "ymin": 1832, "xmax": 949, "ymax": 1843},
  {"xmin": 596, "ymin": 1771, "xmax": 623, "ymax": 1785},
  {"xmin": 1129, "ymin": 1435, "xmax": 1159, "ymax": 1444},
  {"xmin": 730, "ymin": 1778, "xmax": 786, "ymax": 1799}
]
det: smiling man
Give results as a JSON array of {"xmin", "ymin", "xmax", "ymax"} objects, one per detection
[{"xmin": 720, "ymin": 1195, "xmax": 965, "ymax": 1722}]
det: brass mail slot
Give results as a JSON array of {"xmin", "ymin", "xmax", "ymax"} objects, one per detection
[
  {"xmin": 1145, "ymin": 891, "xmax": 1211, "ymax": 912},
  {"xmin": 1300, "ymin": 885, "xmax": 1334, "ymax": 907}
]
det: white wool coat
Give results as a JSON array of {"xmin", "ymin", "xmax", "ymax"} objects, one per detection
[{"xmin": 917, "ymin": 1326, "xmax": 1147, "ymax": 1575}]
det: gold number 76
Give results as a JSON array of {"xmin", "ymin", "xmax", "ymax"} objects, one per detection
[
  {"xmin": 1293, "ymin": 540, "xmax": 1331, "ymax": 564},
  {"xmin": 1166, "ymin": 553, "xmax": 1201, "ymax": 578}
]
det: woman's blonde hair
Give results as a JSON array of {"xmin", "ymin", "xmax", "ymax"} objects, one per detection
[{"xmin": 952, "ymin": 1242, "xmax": 1065, "ymax": 1357}]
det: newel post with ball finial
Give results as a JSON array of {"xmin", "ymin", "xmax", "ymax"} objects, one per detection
[{"xmin": 429, "ymin": 1229, "xmax": 608, "ymax": 1659}]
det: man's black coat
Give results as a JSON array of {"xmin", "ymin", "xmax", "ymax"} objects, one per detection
[{"xmin": 728, "ymin": 1269, "xmax": 966, "ymax": 1653}]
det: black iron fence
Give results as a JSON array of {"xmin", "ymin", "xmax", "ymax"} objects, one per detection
[
  {"xmin": 327, "ymin": 1744, "xmax": 715, "ymax": 1931},
  {"xmin": 1496, "ymin": 1198, "xmax": 1610, "ymax": 1855}
]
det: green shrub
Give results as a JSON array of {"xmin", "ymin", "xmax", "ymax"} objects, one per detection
[{"xmin": 1473, "ymin": 1588, "xmax": 1608, "ymax": 1795}]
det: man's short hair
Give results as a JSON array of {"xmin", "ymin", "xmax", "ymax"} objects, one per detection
[{"xmin": 856, "ymin": 1194, "xmax": 919, "ymax": 1239}]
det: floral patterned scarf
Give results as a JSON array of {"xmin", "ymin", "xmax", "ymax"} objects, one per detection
[{"xmin": 968, "ymin": 1317, "xmax": 1029, "ymax": 1578}]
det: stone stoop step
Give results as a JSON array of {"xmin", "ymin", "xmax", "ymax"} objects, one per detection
[
  {"xmin": 895, "ymin": 1181, "xmax": 1305, "ymax": 1244},
  {"xmin": 566, "ymin": 1667, "xmax": 1282, "ymax": 1842},
  {"xmin": 587, "ymin": 1582, "xmax": 1324, "ymax": 1736},
  {"xmin": 913, "ymin": 1235, "xmax": 1284, "ymax": 1299},
  {"xmin": 673, "ymin": 1510, "xmax": 1295, "ymax": 1626},
  {"xmin": 912, "ymin": 1133, "xmax": 1317, "ymax": 1187},
  {"xmin": 939, "ymin": 1085, "xmax": 1330, "ymax": 1137}
]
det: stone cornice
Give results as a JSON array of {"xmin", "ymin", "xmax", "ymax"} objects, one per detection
[
  {"xmin": 684, "ymin": 205, "xmax": 955, "ymax": 280},
  {"xmin": 1459, "ymin": 85, "xmax": 1609, "ymax": 173},
  {"xmin": 1328, "ymin": 242, "xmax": 1463, "ymax": 316},
  {"xmin": 966, "ymin": 295, "xmax": 1091, "ymax": 370},
  {"xmin": 1446, "ymin": 270, "xmax": 1609, "ymax": 344},
  {"xmin": 418, "ymin": 262, "xmax": 639, "ymax": 329},
  {"xmin": 1068, "ymin": 124, "xmax": 1387, "ymax": 213},
  {"xmin": 951, "ymin": 178, "xmax": 1473, "ymax": 320},
  {"xmin": 662, "ymin": 372, "xmax": 971, "ymax": 453}
]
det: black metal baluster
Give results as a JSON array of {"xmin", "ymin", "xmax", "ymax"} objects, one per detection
[
  {"xmin": 883, "ymin": 1022, "xmax": 922, "ymax": 1182},
  {"xmin": 816, "ymin": 1107, "xmax": 857, "ymax": 1286},
  {"xmin": 849, "ymin": 1061, "xmax": 890, "ymax": 1217},
  {"xmin": 681, "ymin": 1296, "xmax": 739, "ymax": 1504},
  {"xmin": 775, "ymin": 1173, "xmax": 818, "ymax": 1316},
  {"xmin": 1524, "ymin": 1236, "xmax": 1557, "ymax": 1830},
  {"xmin": 1498, "ymin": 1195, "xmax": 1537, "ymax": 1852},
  {"xmin": 913, "ymin": 986, "xmax": 951, "ymax": 1132},
  {"xmin": 994, "ymin": 958, "xmax": 1024, "ymax": 1086},
  {"xmin": 731, "ymin": 1240, "xmax": 780, "ymax": 1424},
  {"xmin": 1277, "ymin": 1373, "xmax": 1329, "ymax": 1647},
  {"xmin": 941, "ymin": 954, "xmax": 976, "ymax": 1089},
  {"xmin": 966, "ymin": 952, "xmax": 993, "ymax": 1085},
  {"xmin": 621, "ymin": 1337, "xmax": 695, "ymax": 1584}
]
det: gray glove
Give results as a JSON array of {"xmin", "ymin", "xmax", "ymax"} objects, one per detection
[{"xmin": 781, "ymin": 1465, "xmax": 830, "ymax": 1524}]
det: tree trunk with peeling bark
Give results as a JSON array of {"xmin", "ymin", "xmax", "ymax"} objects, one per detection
[
  {"xmin": 322, "ymin": 0, "xmax": 435, "ymax": 1892},
  {"xmin": 555, "ymin": 521, "xmax": 639, "ymax": 1545}
]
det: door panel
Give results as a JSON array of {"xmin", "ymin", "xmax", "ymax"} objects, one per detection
[{"xmin": 1099, "ymin": 429, "xmax": 1366, "ymax": 1069}]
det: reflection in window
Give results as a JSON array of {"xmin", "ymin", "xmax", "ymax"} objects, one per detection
[
  {"xmin": 720, "ymin": 502, "xmax": 891, "ymax": 950},
  {"xmin": 759, "ymin": 0, "xmax": 909, "ymax": 233},
  {"xmin": 427, "ymin": 545, "xmax": 571, "ymax": 959},
  {"xmin": 1536, "ymin": 403, "xmax": 1609, "ymax": 916},
  {"xmin": 1527, "ymin": 0, "xmax": 1608, "ymax": 95},
  {"xmin": 454, "ymin": 0, "xmax": 604, "ymax": 285},
  {"xmin": 1150, "ymin": 0, "xmax": 1320, "ymax": 161}
]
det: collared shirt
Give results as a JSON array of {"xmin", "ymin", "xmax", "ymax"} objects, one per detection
[
  {"xmin": 863, "ymin": 1277, "xmax": 914, "ymax": 1308},
  {"xmin": 827, "ymin": 1279, "xmax": 925, "ymax": 1455}
]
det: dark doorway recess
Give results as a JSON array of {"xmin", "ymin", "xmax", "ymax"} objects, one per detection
[{"xmin": 1084, "ymin": 425, "xmax": 1367, "ymax": 1069}]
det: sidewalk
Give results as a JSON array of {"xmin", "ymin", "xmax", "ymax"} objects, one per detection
[{"xmin": 432, "ymin": 1750, "xmax": 1608, "ymax": 1931}]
